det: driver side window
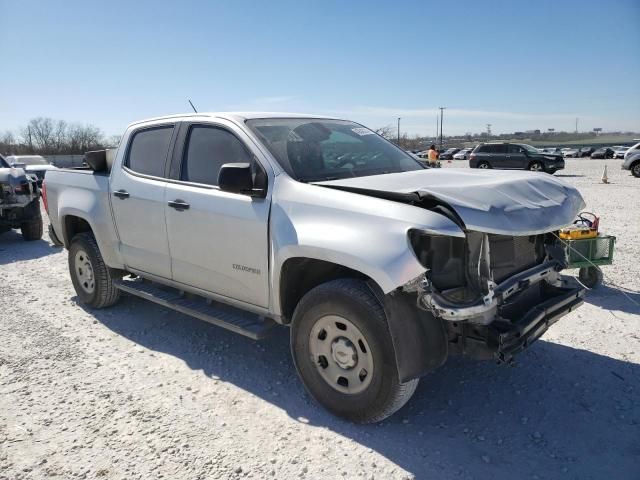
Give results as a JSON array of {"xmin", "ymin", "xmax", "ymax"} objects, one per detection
[
  {"xmin": 181, "ymin": 126, "xmax": 253, "ymax": 186},
  {"xmin": 508, "ymin": 145, "xmax": 525, "ymax": 154}
]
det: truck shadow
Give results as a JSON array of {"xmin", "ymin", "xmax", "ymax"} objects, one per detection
[
  {"xmin": 0, "ymin": 230, "xmax": 56, "ymax": 265},
  {"xmin": 583, "ymin": 284, "xmax": 640, "ymax": 315},
  {"xmin": 83, "ymin": 295, "xmax": 639, "ymax": 480}
]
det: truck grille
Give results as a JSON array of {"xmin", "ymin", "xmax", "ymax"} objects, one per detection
[{"xmin": 489, "ymin": 234, "xmax": 545, "ymax": 283}]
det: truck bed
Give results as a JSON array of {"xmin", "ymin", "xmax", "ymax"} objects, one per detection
[{"xmin": 44, "ymin": 168, "xmax": 122, "ymax": 267}]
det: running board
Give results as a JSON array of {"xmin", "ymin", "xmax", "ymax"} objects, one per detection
[{"xmin": 114, "ymin": 279, "xmax": 276, "ymax": 340}]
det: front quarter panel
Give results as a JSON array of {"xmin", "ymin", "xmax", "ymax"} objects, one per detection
[{"xmin": 270, "ymin": 175, "xmax": 464, "ymax": 315}]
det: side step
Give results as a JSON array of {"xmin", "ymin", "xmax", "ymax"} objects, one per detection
[{"xmin": 114, "ymin": 279, "xmax": 276, "ymax": 340}]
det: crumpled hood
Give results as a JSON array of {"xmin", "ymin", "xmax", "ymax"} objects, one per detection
[{"xmin": 316, "ymin": 169, "xmax": 585, "ymax": 236}]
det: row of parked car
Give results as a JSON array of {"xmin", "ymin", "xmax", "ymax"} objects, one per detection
[
  {"xmin": 558, "ymin": 144, "xmax": 638, "ymax": 159},
  {"xmin": 411, "ymin": 141, "xmax": 640, "ymax": 177},
  {"xmin": 415, "ymin": 142, "xmax": 640, "ymax": 162}
]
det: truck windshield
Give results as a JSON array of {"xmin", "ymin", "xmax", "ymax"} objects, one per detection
[{"xmin": 245, "ymin": 118, "xmax": 424, "ymax": 182}]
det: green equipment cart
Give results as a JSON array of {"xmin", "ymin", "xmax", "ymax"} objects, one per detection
[{"xmin": 563, "ymin": 234, "xmax": 616, "ymax": 288}]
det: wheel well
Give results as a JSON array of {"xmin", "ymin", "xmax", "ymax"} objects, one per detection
[
  {"xmin": 279, "ymin": 258, "xmax": 371, "ymax": 323},
  {"xmin": 63, "ymin": 215, "xmax": 92, "ymax": 246}
]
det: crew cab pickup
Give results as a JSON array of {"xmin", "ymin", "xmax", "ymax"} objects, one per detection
[{"xmin": 44, "ymin": 113, "xmax": 586, "ymax": 423}]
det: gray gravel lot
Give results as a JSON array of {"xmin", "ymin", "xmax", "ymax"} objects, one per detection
[{"xmin": 1, "ymin": 159, "xmax": 638, "ymax": 480}]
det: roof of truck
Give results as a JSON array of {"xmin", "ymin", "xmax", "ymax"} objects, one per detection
[{"xmin": 129, "ymin": 112, "xmax": 338, "ymax": 127}]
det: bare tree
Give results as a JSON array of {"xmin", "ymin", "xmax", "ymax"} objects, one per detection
[
  {"xmin": 104, "ymin": 134, "xmax": 121, "ymax": 148},
  {"xmin": 374, "ymin": 125, "xmax": 395, "ymax": 140},
  {"xmin": 21, "ymin": 117, "xmax": 55, "ymax": 151}
]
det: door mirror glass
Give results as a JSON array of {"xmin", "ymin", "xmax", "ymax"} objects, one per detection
[{"xmin": 218, "ymin": 163, "xmax": 266, "ymax": 197}]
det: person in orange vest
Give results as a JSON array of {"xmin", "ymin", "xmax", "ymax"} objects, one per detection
[{"xmin": 427, "ymin": 144, "xmax": 439, "ymax": 166}]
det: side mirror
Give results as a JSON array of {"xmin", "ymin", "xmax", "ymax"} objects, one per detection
[{"xmin": 218, "ymin": 163, "xmax": 266, "ymax": 197}]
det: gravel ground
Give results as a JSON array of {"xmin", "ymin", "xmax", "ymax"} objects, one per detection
[{"xmin": 1, "ymin": 159, "xmax": 638, "ymax": 480}]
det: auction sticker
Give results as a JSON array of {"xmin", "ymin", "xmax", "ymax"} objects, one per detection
[{"xmin": 351, "ymin": 127, "xmax": 375, "ymax": 136}]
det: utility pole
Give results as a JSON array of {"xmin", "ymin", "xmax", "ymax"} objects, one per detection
[
  {"xmin": 436, "ymin": 114, "xmax": 439, "ymax": 143},
  {"xmin": 439, "ymin": 107, "xmax": 447, "ymax": 150},
  {"xmin": 397, "ymin": 117, "xmax": 401, "ymax": 147},
  {"xmin": 575, "ymin": 117, "xmax": 578, "ymax": 134},
  {"xmin": 486, "ymin": 124, "xmax": 492, "ymax": 138}
]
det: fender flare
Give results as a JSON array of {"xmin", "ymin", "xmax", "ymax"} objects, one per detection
[{"xmin": 369, "ymin": 281, "xmax": 448, "ymax": 383}]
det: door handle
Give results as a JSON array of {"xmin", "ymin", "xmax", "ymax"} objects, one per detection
[
  {"xmin": 113, "ymin": 190, "xmax": 130, "ymax": 199},
  {"xmin": 168, "ymin": 199, "xmax": 190, "ymax": 211}
]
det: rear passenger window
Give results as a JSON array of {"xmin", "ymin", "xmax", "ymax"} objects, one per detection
[
  {"xmin": 181, "ymin": 126, "xmax": 253, "ymax": 186},
  {"xmin": 491, "ymin": 145, "xmax": 507, "ymax": 154},
  {"xmin": 126, "ymin": 126, "xmax": 174, "ymax": 177}
]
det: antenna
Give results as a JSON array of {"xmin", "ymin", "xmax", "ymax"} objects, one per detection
[{"xmin": 188, "ymin": 99, "xmax": 198, "ymax": 113}]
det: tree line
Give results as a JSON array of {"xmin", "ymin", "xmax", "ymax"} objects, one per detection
[{"xmin": 0, "ymin": 117, "xmax": 120, "ymax": 156}]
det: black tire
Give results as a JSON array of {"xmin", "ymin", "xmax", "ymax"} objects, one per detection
[
  {"xmin": 68, "ymin": 232, "xmax": 121, "ymax": 308},
  {"xmin": 578, "ymin": 266, "xmax": 603, "ymax": 288},
  {"xmin": 20, "ymin": 214, "xmax": 43, "ymax": 241},
  {"xmin": 477, "ymin": 161, "xmax": 491, "ymax": 169},
  {"xmin": 291, "ymin": 278, "xmax": 419, "ymax": 423},
  {"xmin": 48, "ymin": 224, "xmax": 64, "ymax": 247},
  {"xmin": 631, "ymin": 162, "xmax": 640, "ymax": 178},
  {"xmin": 528, "ymin": 161, "xmax": 544, "ymax": 172}
]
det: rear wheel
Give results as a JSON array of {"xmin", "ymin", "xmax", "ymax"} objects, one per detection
[
  {"xmin": 291, "ymin": 279, "xmax": 418, "ymax": 423},
  {"xmin": 528, "ymin": 161, "xmax": 544, "ymax": 172},
  {"xmin": 20, "ymin": 214, "xmax": 43, "ymax": 241},
  {"xmin": 69, "ymin": 232, "xmax": 121, "ymax": 308},
  {"xmin": 477, "ymin": 161, "xmax": 491, "ymax": 169}
]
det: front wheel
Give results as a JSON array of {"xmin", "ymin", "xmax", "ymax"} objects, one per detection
[
  {"xmin": 477, "ymin": 161, "xmax": 491, "ymax": 169},
  {"xmin": 632, "ymin": 162, "xmax": 640, "ymax": 178},
  {"xmin": 69, "ymin": 232, "xmax": 121, "ymax": 308},
  {"xmin": 291, "ymin": 279, "xmax": 419, "ymax": 423},
  {"xmin": 528, "ymin": 161, "xmax": 544, "ymax": 172}
]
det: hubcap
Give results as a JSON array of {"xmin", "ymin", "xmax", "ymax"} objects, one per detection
[
  {"xmin": 479, "ymin": 163, "xmax": 489, "ymax": 169},
  {"xmin": 309, "ymin": 315, "xmax": 374, "ymax": 394},
  {"xmin": 633, "ymin": 164, "xmax": 640, "ymax": 176},
  {"xmin": 74, "ymin": 249, "xmax": 95, "ymax": 294},
  {"xmin": 530, "ymin": 163, "xmax": 543, "ymax": 171}
]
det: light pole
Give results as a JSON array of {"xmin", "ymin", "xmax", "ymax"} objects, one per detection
[
  {"xmin": 397, "ymin": 117, "xmax": 401, "ymax": 147},
  {"xmin": 439, "ymin": 107, "xmax": 447, "ymax": 150}
]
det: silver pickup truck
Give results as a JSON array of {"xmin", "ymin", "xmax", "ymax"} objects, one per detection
[{"xmin": 44, "ymin": 113, "xmax": 586, "ymax": 423}]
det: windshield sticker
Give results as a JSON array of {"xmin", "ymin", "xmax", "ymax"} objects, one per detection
[{"xmin": 351, "ymin": 127, "xmax": 375, "ymax": 136}]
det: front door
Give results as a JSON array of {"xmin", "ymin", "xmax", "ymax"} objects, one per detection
[
  {"xmin": 110, "ymin": 124, "xmax": 176, "ymax": 279},
  {"xmin": 164, "ymin": 122, "xmax": 271, "ymax": 308}
]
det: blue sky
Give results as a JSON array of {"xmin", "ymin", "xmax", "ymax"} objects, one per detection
[{"xmin": 1, "ymin": 0, "xmax": 639, "ymax": 137}]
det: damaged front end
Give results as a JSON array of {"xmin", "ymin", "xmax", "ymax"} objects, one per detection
[{"xmin": 407, "ymin": 230, "xmax": 585, "ymax": 363}]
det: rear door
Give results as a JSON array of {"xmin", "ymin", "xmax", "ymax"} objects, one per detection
[
  {"xmin": 487, "ymin": 144, "xmax": 508, "ymax": 168},
  {"xmin": 110, "ymin": 124, "xmax": 177, "ymax": 279},
  {"xmin": 164, "ymin": 120, "xmax": 272, "ymax": 308},
  {"xmin": 506, "ymin": 144, "xmax": 528, "ymax": 168}
]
